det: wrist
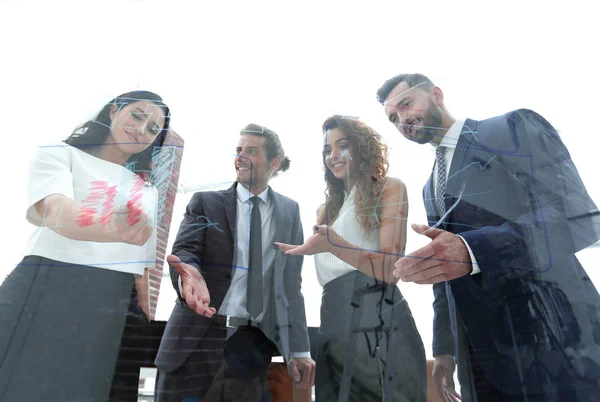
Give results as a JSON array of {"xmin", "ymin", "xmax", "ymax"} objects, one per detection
[
  {"xmin": 434, "ymin": 354, "xmax": 455, "ymax": 362},
  {"xmin": 102, "ymin": 215, "xmax": 121, "ymax": 242},
  {"xmin": 325, "ymin": 230, "xmax": 340, "ymax": 253}
]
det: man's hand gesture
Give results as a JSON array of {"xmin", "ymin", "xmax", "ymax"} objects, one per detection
[
  {"xmin": 288, "ymin": 357, "xmax": 316, "ymax": 389},
  {"xmin": 168, "ymin": 254, "xmax": 216, "ymax": 317},
  {"xmin": 393, "ymin": 224, "xmax": 472, "ymax": 284}
]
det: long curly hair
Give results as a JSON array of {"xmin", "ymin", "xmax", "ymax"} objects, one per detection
[{"xmin": 317, "ymin": 115, "xmax": 389, "ymax": 237}]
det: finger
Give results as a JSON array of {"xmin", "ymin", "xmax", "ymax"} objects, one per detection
[
  {"xmin": 446, "ymin": 375, "xmax": 460, "ymax": 399},
  {"xmin": 274, "ymin": 242, "xmax": 297, "ymax": 253},
  {"xmin": 434, "ymin": 382, "xmax": 446, "ymax": 402},
  {"xmin": 442, "ymin": 387, "xmax": 454, "ymax": 402},
  {"xmin": 432, "ymin": 370, "xmax": 446, "ymax": 400},
  {"xmin": 195, "ymin": 305, "xmax": 209, "ymax": 316},
  {"xmin": 401, "ymin": 265, "xmax": 444, "ymax": 283},
  {"xmin": 289, "ymin": 361, "xmax": 301, "ymax": 383},
  {"xmin": 414, "ymin": 273, "xmax": 448, "ymax": 284},
  {"xmin": 412, "ymin": 223, "xmax": 445, "ymax": 240},
  {"xmin": 315, "ymin": 225, "xmax": 329, "ymax": 235},
  {"xmin": 399, "ymin": 256, "xmax": 440, "ymax": 277},
  {"xmin": 443, "ymin": 387, "xmax": 461, "ymax": 402},
  {"xmin": 139, "ymin": 226, "xmax": 153, "ymax": 243},
  {"xmin": 394, "ymin": 246, "xmax": 436, "ymax": 274},
  {"xmin": 308, "ymin": 363, "xmax": 316, "ymax": 387},
  {"xmin": 299, "ymin": 369, "xmax": 309, "ymax": 388},
  {"xmin": 166, "ymin": 254, "xmax": 182, "ymax": 264},
  {"xmin": 284, "ymin": 245, "xmax": 308, "ymax": 256}
]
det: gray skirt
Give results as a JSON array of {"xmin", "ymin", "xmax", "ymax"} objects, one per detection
[
  {"xmin": 314, "ymin": 270, "xmax": 427, "ymax": 402},
  {"xmin": 0, "ymin": 255, "xmax": 135, "ymax": 402}
]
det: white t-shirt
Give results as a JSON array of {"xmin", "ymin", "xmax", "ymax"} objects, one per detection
[{"xmin": 24, "ymin": 143, "xmax": 158, "ymax": 275}]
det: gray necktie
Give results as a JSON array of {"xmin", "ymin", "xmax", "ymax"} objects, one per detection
[
  {"xmin": 435, "ymin": 146, "xmax": 447, "ymax": 216},
  {"xmin": 247, "ymin": 196, "xmax": 263, "ymax": 319}
]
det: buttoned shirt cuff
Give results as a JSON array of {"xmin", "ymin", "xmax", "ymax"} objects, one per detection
[
  {"xmin": 457, "ymin": 235, "xmax": 481, "ymax": 275},
  {"xmin": 290, "ymin": 352, "xmax": 311, "ymax": 359}
]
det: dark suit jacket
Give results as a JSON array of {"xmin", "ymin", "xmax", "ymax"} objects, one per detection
[
  {"xmin": 155, "ymin": 182, "xmax": 310, "ymax": 373},
  {"xmin": 427, "ymin": 109, "xmax": 600, "ymax": 397}
]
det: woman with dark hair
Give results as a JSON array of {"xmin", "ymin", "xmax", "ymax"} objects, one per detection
[
  {"xmin": 277, "ymin": 115, "xmax": 426, "ymax": 401},
  {"xmin": 0, "ymin": 91, "xmax": 171, "ymax": 401}
]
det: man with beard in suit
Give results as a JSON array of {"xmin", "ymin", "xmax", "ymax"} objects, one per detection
[
  {"xmin": 155, "ymin": 124, "xmax": 315, "ymax": 402},
  {"xmin": 376, "ymin": 73, "xmax": 600, "ymax": 401}
]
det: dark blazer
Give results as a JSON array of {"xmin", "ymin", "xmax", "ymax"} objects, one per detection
[
  {"xmin": 155, "ymin": 182, "xmax": 310, "ymax": 373},
  {"xmin": 426, "ymin": 109, "xmax": 600, "ymax": 398}
]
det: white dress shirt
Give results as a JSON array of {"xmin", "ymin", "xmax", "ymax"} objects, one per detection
[
  {"xmin": 434, "ymin": 119, "xmax": 481, "ymax": 275},
  {"xmin": 179, "ymin": 184, "xmax": 310, "ymax": 359},
  {"xmin": 217, "ymin": 184, "xmax": 275, "ymax": 320}
]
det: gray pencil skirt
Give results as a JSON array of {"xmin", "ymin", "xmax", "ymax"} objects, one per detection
[{"xmin": 0, "ymin": 255, "xmax": 135, "ymax": 402}]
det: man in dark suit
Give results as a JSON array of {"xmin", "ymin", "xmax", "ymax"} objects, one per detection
[
  {"xmin": 154, "ymin": 124, "xmax": 316, "ymax": 402},
  {"xmin": 376, "ymin": 73, "xmax": 600, "ymax": 401}
]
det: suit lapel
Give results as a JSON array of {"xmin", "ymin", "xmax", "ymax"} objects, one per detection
[
  {"xmin": 445, "ymin": 118, "xmax": 479, "ymax": 201},
  {"xmin": 223, "ymin": 183, "xmax": 238, "ymax": 245},
  {"xmin": 424, "ymin": 164, "xmax": 437, "ymax": 221}
]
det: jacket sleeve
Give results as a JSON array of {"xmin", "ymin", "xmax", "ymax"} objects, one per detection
[
  {"xmin": 169, "ymin": 192, "xmax": 207, "ymax": 301},
  {"xmin": 432, "ymin": 281, "xmax": 456, "ymax": 356},
  {"xmin": 284, "ymin": 202, "xmax": 311, "ymax": 354},
  {"xmin": 460, "ymin": 109, "xmax": 600, "ymax": 281}
]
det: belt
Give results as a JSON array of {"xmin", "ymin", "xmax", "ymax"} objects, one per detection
[{"xmin": 215, "ymin": 315, "xmax": 261, "ymax": 329}]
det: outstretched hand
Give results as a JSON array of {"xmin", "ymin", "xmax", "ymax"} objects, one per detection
[
  {"xmin": 393, "ymin": 224, "xmax": 472, "ymax": 284},
  {"xmin": 432, "ymin": 355, "xmax": 461, "ymax": 402},
  {"xmin": 168, "ymin": 254, "xmax": 216, "ymax": 317},
  {"xmin": 275, "ymin": 225, "xmax": 336, "ymax": 256}
]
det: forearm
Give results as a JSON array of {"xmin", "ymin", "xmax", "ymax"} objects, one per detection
[
  {"xmin": 35, "ymin": 194, "xmax": 118, "ymax": 242},
  {"xmin": 135, "ymin": 269, "xmax": 151, "ymax": 317},
  {"xmin": 326, "ymin": 234, "xmax": 398, "ymax": 284},
  {"xmin": 284, "ymin": 256, "xmax": 311, "ymax": 353},
  {"xmin": 459, "ymin": 198, "xmax": 595, "ymax": 278},
  {"xmin": 432, "ymin": 282, "xmax": 455, "ymax": 356}
]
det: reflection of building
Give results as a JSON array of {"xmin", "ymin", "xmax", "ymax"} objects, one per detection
[{"xmin": 148, "ymin": 129, "xmax": 184, "ymax": 320}]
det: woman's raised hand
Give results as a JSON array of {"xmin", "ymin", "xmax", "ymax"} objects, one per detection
[
  {"xmin": 275, "ymin": 224, "xmax": 338, "ymax": 256},
  {"xmin": 107, "ymin": 204, "xmax": 153, "ymax": 246}
]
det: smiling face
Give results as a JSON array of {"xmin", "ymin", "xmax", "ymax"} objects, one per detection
[
  {"xmin": 107, "ymin": 100, "xmax": 167, "ymax": 157},
  {"xmin": 383, "ymin": 81, "xmax": 444, "ymax": 145},
  {"xmin": 235, "ymin": 134, "xmax": 280, "ymax": 194},
  {"xmin": 323, "ymin": 127, "xmax": 358, "ymax": 189}
]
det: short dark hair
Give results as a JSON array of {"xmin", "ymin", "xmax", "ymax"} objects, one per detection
[
  {"xmin": 376, "ymin": 73, "xmax": 435, "ymax": 104},
  {"xmin": 240, "ymin": 123, "xmax": 290, "ymax": 176}
]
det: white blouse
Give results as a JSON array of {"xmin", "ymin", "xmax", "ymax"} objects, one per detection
[
  {"xmin": 314, "ymin": 186, "xmax": 380, "ymax": 287},
  {"xmin": 24, "ymin": 143, "xmax": 157, "ymax": 275}
]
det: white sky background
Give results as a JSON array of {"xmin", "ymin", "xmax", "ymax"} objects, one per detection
[{"xmin": 1, "ymin": 0, "xmax": 599, "ymax": 358}]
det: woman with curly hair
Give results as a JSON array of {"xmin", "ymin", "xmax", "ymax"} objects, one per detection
[{"xmin": 276, "ymin": 115, "xmax": 426, "ymax": 401}]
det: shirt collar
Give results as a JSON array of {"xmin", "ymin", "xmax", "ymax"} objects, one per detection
[
  {"xmin": 236, "ymin": 183, "xmax": 270, "ymax": 205},
  {"xmin": 437, "ymin": 118, "xmax": 465, "ymax": 150}
]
